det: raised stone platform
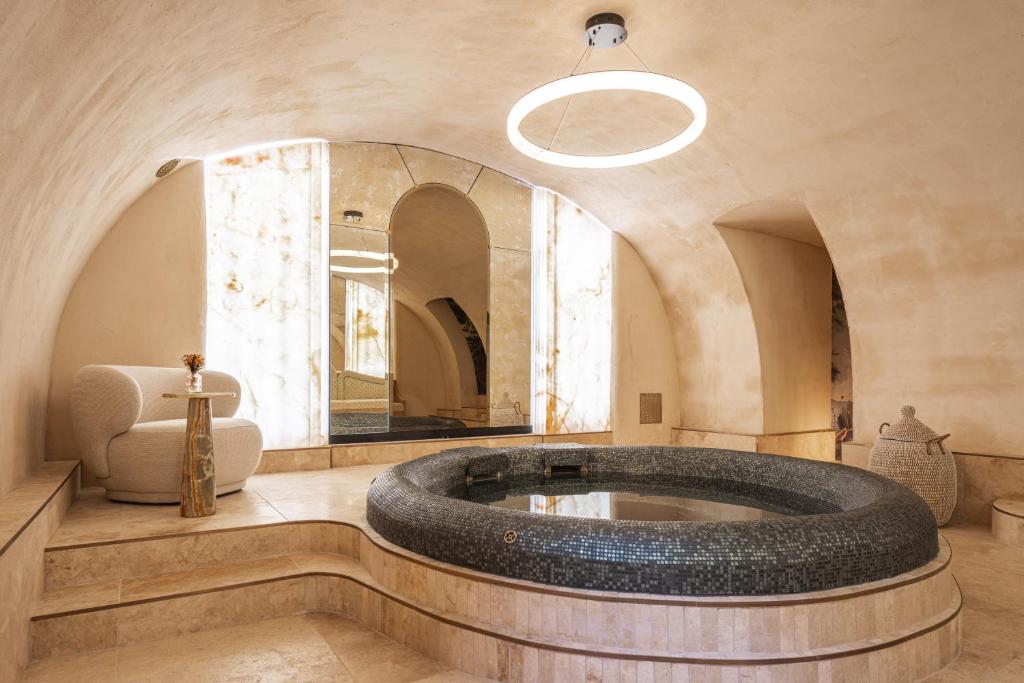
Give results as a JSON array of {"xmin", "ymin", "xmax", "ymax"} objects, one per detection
[{"xmin": 29, "ymin": 463, "xmax": 961, "ymax": 681}]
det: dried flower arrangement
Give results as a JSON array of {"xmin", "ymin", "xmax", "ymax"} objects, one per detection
[{"xmin": 182, "ymin": 353, "xmax": 205, "ymax": 373}]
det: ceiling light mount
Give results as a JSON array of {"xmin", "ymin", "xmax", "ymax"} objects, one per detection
[{"xmin": 584, "ymin": 13, "xmax": 627, "ymax": 49}]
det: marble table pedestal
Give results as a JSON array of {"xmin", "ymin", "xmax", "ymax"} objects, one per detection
[{"xmin": 162, "ymin": 392, "xmax": 238, "ymax": 518}]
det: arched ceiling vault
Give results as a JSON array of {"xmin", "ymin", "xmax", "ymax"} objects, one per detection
[{"xmin": 2, "ymin": 1, "xmax": 1023, "ymax": 490}]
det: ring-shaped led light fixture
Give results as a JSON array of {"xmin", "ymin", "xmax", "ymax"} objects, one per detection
[{"xmin": 507, "ymin": 70, "xmax": 707, "ymax": 169}]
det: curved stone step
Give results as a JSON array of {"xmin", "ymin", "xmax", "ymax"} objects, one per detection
[{"xmin": 31, "ymin": 549, "xmax": 962, "ymax": 672}]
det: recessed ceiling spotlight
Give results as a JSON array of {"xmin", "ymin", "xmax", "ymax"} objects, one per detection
[
  {"xmin": 507, "ymin": 13, "xmax": 707, "ymax": 169},
  {"xmin": 155, "ymin": 159, "xmax": 180, "ymax": 178},
  {"xmin": 343, "ymin": 210, "xmax": 363, "ymax": 223}
]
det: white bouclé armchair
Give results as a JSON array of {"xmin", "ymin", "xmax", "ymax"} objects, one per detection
[{"xmin": 70, "ymin": 365, "xmax": 263, "ymax": 502}]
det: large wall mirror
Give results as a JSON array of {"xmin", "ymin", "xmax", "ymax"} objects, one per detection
[
  {"xmin": 329, "ymin": 225, "xmax": 391, "ymax": 436},
  {"xmin": 328, "ymin": 143, "xmax": 533, "ymax": 442},
  {"xmin": 391, "ymin": 186, "xmax": 489, "ymax": 428}
]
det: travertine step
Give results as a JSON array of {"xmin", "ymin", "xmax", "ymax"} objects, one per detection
[
  {"xmin": 31, "ymin": 553, "xmax": 360, "ymax": 659},
  {"xmin": 36, "ymin": 554, "xmax": 323, "ymax": 619},
  {"xmin": 31, "ymin": 548, "xmax": 963, "ymax": 672},
  {"xmin": 43, "ymin": 519, "xmax": 361, "ymax": 590}
]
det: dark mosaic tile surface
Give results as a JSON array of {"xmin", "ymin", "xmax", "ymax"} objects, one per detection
[{"xmin": 366, "ymin": 445, "xmax": 939, "ymax": 596}]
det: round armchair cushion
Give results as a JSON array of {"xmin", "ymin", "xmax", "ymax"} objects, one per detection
[{"xmin": 104, "ymin": 417, "xmax": 263, "ymax": 502}]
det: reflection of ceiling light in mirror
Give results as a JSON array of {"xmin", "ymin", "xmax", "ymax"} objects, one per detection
[
  {"xmin": 507, "ymin": 70, "xmax": 707, "ymax": 169},
  {"xmin": 329, "ymin": 249, "xmax": 390, "ymax": 261},
  {"xmin": 330, "ymin": 265, "xmax": 391, "ymax": 274},
  {"xmin": 329, "ymin": 249, "xmax": 398, "ymax": 274}
]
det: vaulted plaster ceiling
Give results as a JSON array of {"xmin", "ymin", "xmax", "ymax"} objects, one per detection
[{"xmin": 1, "ymin": 1, "xmax": 1023, "ymax": 491}]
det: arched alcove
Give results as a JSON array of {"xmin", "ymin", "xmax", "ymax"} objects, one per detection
[{"xmin": 712, "ymin": 200, "xmax": 849, "ymax": 460}]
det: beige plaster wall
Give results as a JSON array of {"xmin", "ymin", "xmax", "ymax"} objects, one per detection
[
  {"xmin": 810, "ymin": 194, "xmax": 1024, "ymax": 458},
  {"xmin": 662, "ymin": 227, "xmax": 767, "ymax": 436},
  {"xmin": 611, "ymin": 235, "xmax": 679, "ymax": 445},
  {"xmin": 45, "ymin": 163, "xmax": 207, "ymax": 463},
  {"xmin": 717, "ymin": 228, "xmax": 833, "ymax": 434}
]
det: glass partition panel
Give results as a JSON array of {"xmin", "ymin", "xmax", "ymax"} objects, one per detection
[{"xmin": 329, "ymin": 225, "xmax": 390, "ymax": 436}]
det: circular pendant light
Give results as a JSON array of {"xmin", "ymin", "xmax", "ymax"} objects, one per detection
[
  {"xmin": 507, "ymin": 70, "xmax": 706, "ymax": 169},
  {"xmin": 506, "ymin": 14, "xmax": 707, "ymax": 169}
]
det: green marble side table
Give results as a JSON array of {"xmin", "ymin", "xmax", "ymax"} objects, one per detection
[{"xmin": 162, "ymin": 392, "xmax": 237, "ymax": 518}]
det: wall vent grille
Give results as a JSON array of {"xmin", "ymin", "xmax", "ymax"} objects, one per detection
[{"xmin": 639, "ymin": 393, "xmax": 662, "ymax": 424}]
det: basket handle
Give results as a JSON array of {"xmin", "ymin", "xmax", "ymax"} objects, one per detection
[
  {"xmin": 928, "ymin": 433, "xmax": 952, "ymax": 454},
  {"xmin": 878, "ymin": 422, "xmax": 890, "ymax": 435}
]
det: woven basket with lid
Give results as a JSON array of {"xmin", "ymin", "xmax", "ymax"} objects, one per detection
[{"xmin": 868, "ymin": 405, "xmax": 956, "ymax": 526}]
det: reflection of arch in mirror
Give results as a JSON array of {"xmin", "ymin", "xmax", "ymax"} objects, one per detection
[
  {"xmin": 427, "ymin": 297, "xmax": 487, "ymax": 406},
  {"xmin": 390, "ymin": 184, "xmax": 490, "ymax": 419}
]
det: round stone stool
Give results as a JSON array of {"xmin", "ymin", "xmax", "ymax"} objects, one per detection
[{"xmin": 992, "ymin": 498, "xmax": 1024, "ymax": 546}]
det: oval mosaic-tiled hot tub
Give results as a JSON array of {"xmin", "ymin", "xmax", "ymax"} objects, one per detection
[{"xmin": 366, "ymin": 445, "xmax": 938, "ymax": 596}]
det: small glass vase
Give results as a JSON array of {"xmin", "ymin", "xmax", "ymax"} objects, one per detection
[{"xmin": 185, "ymin": 371, "xmax": 203, "ymax": 393}]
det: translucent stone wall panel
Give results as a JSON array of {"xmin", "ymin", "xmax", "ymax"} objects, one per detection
[
  {"xmin": 532, "ymin": 189, "xmax": 612, "ymax": 434},
  {"xmin": 205, "ymin": 143, "xmax": 328, "ymax": 449},
  {"xmin": 344, "ymin": 280, "xmax": 387, "ymax": 377}
]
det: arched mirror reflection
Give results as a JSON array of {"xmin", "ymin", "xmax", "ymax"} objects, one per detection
[
  {"xmin": 326, "ymin": 144, "xmax": 534, "ymax": 442},
  {"xmin": 390, "ymin": 185, "xmax": 490, "ymax": 430}
]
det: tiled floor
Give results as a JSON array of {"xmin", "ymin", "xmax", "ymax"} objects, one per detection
[
  {"xmin": 28, "ymin": 467, "xmax": 1024, "ymax": 681},
  {"xmin": 24, "ymin": 612, "xmax": 490, "ymax": 682},
  {"xmin": 926, "ymin": 525, "xmax": 1024, "ymax": 681}
]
